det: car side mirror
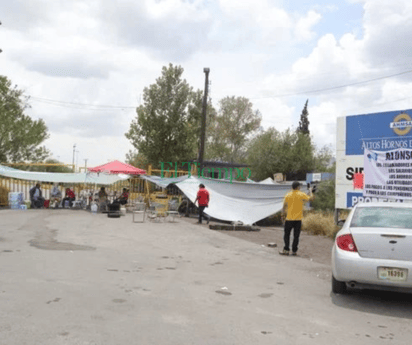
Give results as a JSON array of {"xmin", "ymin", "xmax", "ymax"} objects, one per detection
[{"xmin": 337, "ymin": 219, "xmax": 345, "ymax": 226}]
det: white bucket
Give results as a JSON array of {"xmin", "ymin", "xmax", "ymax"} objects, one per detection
[
  {"xmin": 120, "ymin": 206, "xmax": 126, "ymax": 216},
  {"xmin": 91, "ymin": 203, "xmax": 98, "ymax": 214}
]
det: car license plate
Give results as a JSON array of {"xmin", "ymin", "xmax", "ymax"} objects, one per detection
[{"xmin": 378, "ymin": 267, "xmax": 408, "ymax": 282}]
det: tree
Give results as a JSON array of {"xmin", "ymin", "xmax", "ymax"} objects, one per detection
[
  {"xmin": 313, "ymin": 145, "xmax": 334, "ymax": 172},
  {"xmin": 17, "ymin": 159, "xmax": 74, "ymax": 172},
  {"xmin": 125, "ymin": 150, "xmax": 150, "ymax": 171},
  {"xmin": 311, "ymin": 179, "xmax": 335, "ymax": 211},
  {"xmin": 206, "ymin": 96, "xmax": 261, "ymax": 163},
  {"xmin": 297, "ymin": 99, "xmax": 310, "ymax": 135},
  {"xmin": 247, "ymin": 127, "xmax": 333, "ymax": 181},
  {"xmin": 125, "ymin": 64, "xmax": 202, "ymax": 168},
  {"xmin": 287, "ymin": 131, "xmax": 314, "ymax": 180},
  {"xmin": 0, "ymin": 76, "xmax": 50, "ymax": 163},
  {"xmin": 43, "ymin": 159, "xmax": 73, "ymax": 172},
  {"xmin": 245, "ymin": 127, "xmax": 280, "ymax": 180}
]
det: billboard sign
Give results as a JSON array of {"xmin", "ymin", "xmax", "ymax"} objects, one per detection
[
  {"xmin": 336, "ymin": 109, "xmax": 412, "ymax": 209},
  {"xmin": 346, "ymin": 110, "xmax": 412, "ymax": 155}
]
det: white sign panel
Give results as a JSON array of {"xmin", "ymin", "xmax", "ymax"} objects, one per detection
[
  {"xmin": 364, "ymin": 148, "xmax": 412, "ymax": 200},
  {"xmin": 312, "ymin": 173, "xmax": 321, "ymax": 182},
  {"xmin": 336, "ymin": 110, "xmax": 412, "ymax": 209}
]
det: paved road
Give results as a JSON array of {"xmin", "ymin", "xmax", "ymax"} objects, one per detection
[{"xmin": 1, "ymin": 210, "xmax": 412, "ymax": 345}]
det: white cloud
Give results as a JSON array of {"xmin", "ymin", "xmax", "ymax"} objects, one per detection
[
  {"xmin": 45, "ymin": 133, "xmax": 134, "ymax": 168},
  {"xmin": 255, "ymin": 98, "xmax": 295, "ymax": 132},
  {"xmin": 309, "ymin": 101, "xmax": 340, "ymax": 148},
  {"xmin": 256, "ymin": 0, "xmax": 412, "ymax": 152},
  {"xmin": 294, "ymin": 10, "xmax": 322, "ymax": 41},
  {"xmin": 363, "ymin": 0, "xmax": 412, "ymax": 67},
  {"xmin": 96, "ymin": 0, "xmax": 213, "ymax": 61},
  {"xmin": 2, "ymin": 0, "xmax": 412, "ymax": 167}
]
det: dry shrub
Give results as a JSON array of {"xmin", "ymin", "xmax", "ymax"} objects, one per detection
[
  {"xmin": 339, "ymin": 210, "xmax": 350, "ymax": 220},
  {"xmin": 257, "ymin": 212, "xmax": 283, "ymax": 226},
  {"xmin": 302, "ymin": 211, "xmax": 339, "ymax": 238}
]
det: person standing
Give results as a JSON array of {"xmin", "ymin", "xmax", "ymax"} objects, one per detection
[
  {"xmin": 280, "ymin": 181, "xmax": 315, "ymax": 256},
  {"xmin": 195, "ymin": 184, "xmax": 210, "ymax": 224},
  {"xmin": 97, "ymin": 186, "xmax": 109, "ymax": 212}
]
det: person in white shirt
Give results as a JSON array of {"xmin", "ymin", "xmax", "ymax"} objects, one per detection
[{"xmin": 50, "ymin": 183, "xmax": 62, "ymax": 208}]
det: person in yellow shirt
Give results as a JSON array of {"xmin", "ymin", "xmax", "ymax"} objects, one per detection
[{"xmin": 280, "ymin": 181, "xmax": 315, "ymax": 256}]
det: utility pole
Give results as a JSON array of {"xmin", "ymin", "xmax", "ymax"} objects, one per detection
[
  {"xmin": 72, "ymin": 144, "xmax": 76, "ymax": 172},
  {"xmin": 198, "ymin": 67, "xmax": 210, "ymax": 173},
  {"xmin": 76, "ymin": 150, "xmax": 80, "ymax": 170},
  {"xmin": 84, "ymin": 159, "xmax": 88, "ymax": 170}
]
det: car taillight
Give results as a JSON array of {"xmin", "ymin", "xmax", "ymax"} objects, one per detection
[{"xmin": 336, "ymin": 234, "xmax": 358, "ymax": 252}]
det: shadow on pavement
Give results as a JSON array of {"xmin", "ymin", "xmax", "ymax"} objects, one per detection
[{"xmin": 331, "ymin": 289, "xmax": 412, "ymax": 320}]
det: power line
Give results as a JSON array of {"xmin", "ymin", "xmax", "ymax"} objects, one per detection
[
  {"xmin": 261, "ymin": 94, "xmax": 412, "ymax": 128},
  {"xmin": 30, "ymin": 96, "xmax": 136, "ymax": 110},
  {"xmin": 27, "ymin": 68, "xmax": 412, "ymax": 111},
  {"xmin": 250, "ymin": 69, "xmax": 412, "ymax": 100}
]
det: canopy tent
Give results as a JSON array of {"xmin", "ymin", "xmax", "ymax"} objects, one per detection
[
  {"xmin": 88, "ymin": 160, "xmax": 146, "ymax": 175},
  {"xmin": 176, "ymin": 177, "xmax": 290, "ymax": 225},
  {"xmin": 139, "ymin": 174, "xmax": 189, "ymax": 188},
  {"xmin": 258, "ymin": 177, "xmax": 277, "ymax": 184},
  {"xmin": 141, "ymin": 174, "xmax": 291, "ymax": 225},
  {"xmin": 0, "ymin": 164, "xmax": 129, "ymax": 185}
]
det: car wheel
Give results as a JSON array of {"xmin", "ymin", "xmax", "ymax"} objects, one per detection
[{"xmin": 332, "ymin": 275, "xmax": 347, "ymax": 294}]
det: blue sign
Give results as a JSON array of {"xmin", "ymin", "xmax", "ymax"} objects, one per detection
[
  {"xmin": 346, "ymin": 109, "xmax": 412, "ymax": 155},
  {"xmin": 346, "ymin": 192, "xmax": 403, "ymax": 208},
  {"xmin": 347, "ymin": 192, "xmax": 365, "ymax": 207}
]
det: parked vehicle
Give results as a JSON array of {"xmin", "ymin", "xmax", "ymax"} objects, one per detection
[{"xmin": 332, "ymin": 202, "xmax": 412, "ymax": 294}]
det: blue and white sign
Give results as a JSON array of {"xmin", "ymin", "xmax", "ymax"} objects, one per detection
[
  {"xmin": 363, "ymin": 148, "xmax": 412, "ymax": 200},
  {"xmin": 336, "ymin": 109, "xmax": 412, "ymax": 209},
  {"xmin": 346, "ymin": 109, "xmax": 412, "ymax": 155},
  {"xmin": 346, "ymin": 192, "xmax": 403, "ymax": 208}
]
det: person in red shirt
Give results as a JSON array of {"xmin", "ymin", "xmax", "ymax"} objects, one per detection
[
  {"xmin": 62, "ymin": 187, "xmax": 76, "ymax": 208},
  {"xmin": 113, "ymin": 188, "xmax": 129, "ymax": 205},
  {"xmin": 195, "ymin": 184, "xmax": 210, "ymax": 224}
]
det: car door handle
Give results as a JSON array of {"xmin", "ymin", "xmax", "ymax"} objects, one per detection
[{"xmin": 381, "ymin": 234, "xmax": 406, "ymax": 238}]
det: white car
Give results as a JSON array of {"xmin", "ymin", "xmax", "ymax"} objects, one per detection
[{"xmin": 332, "ymin": 202, "xmax": 412, "ymax": 294}]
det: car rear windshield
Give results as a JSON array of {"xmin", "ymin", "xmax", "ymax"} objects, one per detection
[{"xmin": 351, "ymin": 207, "xmax": 412, "ymax": 229}]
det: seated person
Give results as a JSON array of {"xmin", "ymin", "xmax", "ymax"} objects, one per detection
[
  {"xmin": 98, "ymin": 187, "xmax": 108, "ymax": 212},
  {"xmin": 29, "ymin": 183, "xmax": 45, "ymax": 209},
  {"xmin": 62, "ymin": 188, "xmax": 76, "ymax": 208},
  {"xmin": 112, "ymin": 188, "xmax": 129, "ymax": 205},
  {"xmin": 50, "ymin": 183, "xmax": 62, "ymax": 208},
  {"xmin": 98, "ymin": 186, "xmax": 108, "ymax": 200}
]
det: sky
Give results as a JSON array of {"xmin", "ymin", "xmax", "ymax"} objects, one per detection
[{"xmin": 2, "ymin": 0, "xmax": 412, "ymax": 169}]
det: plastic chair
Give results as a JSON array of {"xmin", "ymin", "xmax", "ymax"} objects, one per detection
[
  {"xmin": 166, "ymin": 200, "xmax": 179, "ymax": 222},
  {"xmin": 147, "ymin": 202, "xmax": 167, "ymax": 222},
  {"xmin": 72, "ymin": 200, "xmax": 83, "ymax": 209},
  {"xmin": 132, "ymin": 202, "xmax": 146, "ymax": 223}
]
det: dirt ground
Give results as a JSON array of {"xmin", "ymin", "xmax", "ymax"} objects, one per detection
[{"xmin": 182, "ymin": 217, "xmax": 334, "ymax": 267}]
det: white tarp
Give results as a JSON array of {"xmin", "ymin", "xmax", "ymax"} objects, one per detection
[
  {"xmin": 364, "ymin": 148, "xmax": 412, "ymax": 200},
  {"xmin": 139, "ymin": 174, "xmax": 189, "ymax": 188},
  {"xmin": 258, "ymin": 177, "xmax": 276, "ymax": 184},
  {"xmin": 0, "ymin": 164, "xmax": 129, "ymax": 185},
  {"xmin": 176, "ymin": 176, "xmax": 291, "ymax": 225}
]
